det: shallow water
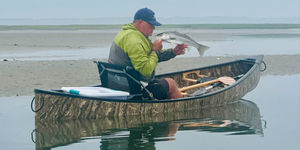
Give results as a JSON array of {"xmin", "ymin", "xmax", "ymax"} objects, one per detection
[
  {"xmin": 0, "ymin": 48, "xmax": 108, "ymax": 61},
  {"xmin": 0, "ymin": 74, "xmax": 299, "ymax": 150},
  {"xmin": 1, "ymin": 29, "xmax": 299, "ymax": 61}
]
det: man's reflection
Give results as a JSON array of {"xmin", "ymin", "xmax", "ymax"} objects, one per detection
[{"xmin": 100, "ymin": 122, "xmax": 179, "ymax": 150}]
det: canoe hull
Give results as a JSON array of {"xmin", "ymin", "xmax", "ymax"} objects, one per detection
[{"xmin": 34, "ymin": 56, "xmax": 263, "ymax": 120}]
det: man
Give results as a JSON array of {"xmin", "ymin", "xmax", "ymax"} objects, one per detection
[{"xmin": 108, "ymin": 8, "xmax": 187, "ymax": 99}]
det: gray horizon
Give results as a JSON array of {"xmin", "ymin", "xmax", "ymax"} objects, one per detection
[{"xmin": 1, "ymin": 16, "xmax": 300, "ymax": 25}]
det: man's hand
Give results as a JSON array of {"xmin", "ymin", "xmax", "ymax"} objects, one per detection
[
  {"xmin": 173, "ymin": 44, "xmax": 188, "ymax": 55},
  {"xmin": 152, "ymin": 39, "xmax": 163, "ymax": 51}
]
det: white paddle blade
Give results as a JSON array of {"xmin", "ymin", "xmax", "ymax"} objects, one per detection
[{"xmin": 218, "ymin": 76, "xmax": 236, "ymax": 85}]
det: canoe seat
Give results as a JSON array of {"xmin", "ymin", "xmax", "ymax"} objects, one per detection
[{"xmin": 94, "ymin": 61, "xmax": 153, "ymax": 99}]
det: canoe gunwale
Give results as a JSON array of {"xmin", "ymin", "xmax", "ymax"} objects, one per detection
[
  {"xmin": 34, "ymin": 55, "xmax": 263, "ymax": 104},
  {"xmin": 155, "ymin": 55, "xmax": 264, "ymax": 78}
]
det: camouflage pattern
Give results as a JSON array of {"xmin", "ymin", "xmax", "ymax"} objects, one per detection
[{"xmin": 34, "ymin": 56, "xmax": 263, "ymax": 121}]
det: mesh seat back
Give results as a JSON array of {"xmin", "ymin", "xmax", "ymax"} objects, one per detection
[{"xmin": 95, "ymin": 61, "xmax": 143, "ymax": 95}]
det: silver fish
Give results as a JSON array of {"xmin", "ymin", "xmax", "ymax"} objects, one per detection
[{"xmin": 155, "ymin": 31, "xmax": 209, "ymax": 56}]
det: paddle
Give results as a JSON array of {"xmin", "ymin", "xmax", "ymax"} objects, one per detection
[
  {"xmin": 179, "ymin": 76, "xmax": 236, "ymax": 92},
  {"xmin": 184, "ymin": 74, "xmax": 245, "ymax": 96},
  {"xmin": 188, "ymin": 82, "xmax": 221, "ymax": 96},
  {"xmin": 181, "ymin": 82, "xmax": 221, "ymax": 97}
]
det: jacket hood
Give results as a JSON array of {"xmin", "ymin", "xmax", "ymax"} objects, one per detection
[{"xmin": 122, "ymin": 24, "xmax": 137, "ymax": 31}]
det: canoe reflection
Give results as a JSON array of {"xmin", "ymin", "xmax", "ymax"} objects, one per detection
[{"xmin": 33, "ymin": 99, "xmax": 263, "ymax": 150}]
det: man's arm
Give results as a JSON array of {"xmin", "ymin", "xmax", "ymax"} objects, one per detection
[
  {"xmin": 156, "ymin": 44, "xmax": 188, "ymax": 62},
  {"xmin": 156, "ymin": 49, "xmax": 176, "ymax": 62}
]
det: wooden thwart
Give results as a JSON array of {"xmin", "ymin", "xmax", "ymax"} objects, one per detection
[{"xmin": 182, "ymin": 71, "xmax": 207, "ymax": 82}]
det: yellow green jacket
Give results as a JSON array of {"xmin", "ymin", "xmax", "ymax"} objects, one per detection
[{"xmin": 108, "ymin": 24, "xmax": 176, "ymax": 81}]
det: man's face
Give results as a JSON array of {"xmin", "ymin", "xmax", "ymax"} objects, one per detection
[{"xmin": 139, "ymin": 21, "xmax": 155, "ymax": 36}]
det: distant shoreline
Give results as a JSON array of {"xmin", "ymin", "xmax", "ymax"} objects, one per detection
[{"xmin": 1, "ymin": 24, "xmax": 300, "ymax": 31}]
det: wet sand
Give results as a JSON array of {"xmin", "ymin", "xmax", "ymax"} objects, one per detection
[
  {"xmin": 0, "ymin": 29, "xmax": 299, "ymax": 97},
  {"xmin": 1, "ymin": 54, "xmax": 299, "ymax": 97},
  {"xmin": 2, "ymin": 28, "xmax": 298, "ymax": 52}
]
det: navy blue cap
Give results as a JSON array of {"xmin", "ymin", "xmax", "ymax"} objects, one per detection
[{"xmin": 134, "ymin": 8, "xmax": 162, "ymax": 26}]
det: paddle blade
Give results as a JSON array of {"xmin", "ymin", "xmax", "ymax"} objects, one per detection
[{"xmin": 218, "ymin": 76, "xmax": 236, "ymax": 85}]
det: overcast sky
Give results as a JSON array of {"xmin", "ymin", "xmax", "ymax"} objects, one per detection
[{"xmin": 1, "ymin": 0, "xmax": 300, "ymax": 19}]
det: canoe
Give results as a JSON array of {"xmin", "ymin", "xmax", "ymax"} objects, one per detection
[
  {"xmin": 33, "ymin": 55, "xmax": 265, "ymax": 120},
  {"xmin": 32, "ymin": 99, "xmax": 263, "ymax": 150}
]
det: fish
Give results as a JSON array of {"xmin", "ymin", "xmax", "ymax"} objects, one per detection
[{"xmin": 155, "ymin": 31, "xmax": 209, "ymax": 56}]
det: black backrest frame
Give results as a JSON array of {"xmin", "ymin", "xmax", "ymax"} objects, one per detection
[{"xmin": 94, "ymin": 61, "xmax": 153, "ymax": 99}]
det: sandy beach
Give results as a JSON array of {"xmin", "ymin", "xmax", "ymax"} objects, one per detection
[
  {"xmin": 1, "ymin": 54, "xmax": 299, "ymax": 97},
  {"xmin": 1, "ymin": 29, "xmax": 300, "ymax": 97}
]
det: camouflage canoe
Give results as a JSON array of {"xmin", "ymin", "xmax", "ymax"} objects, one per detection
[
  {"xmin": 33, "ymin": 99, "xmax": 263, "ymax": 150},
  {"xmin": 33, "ymin": 55, "xmax": 265, "ymax": 120}
]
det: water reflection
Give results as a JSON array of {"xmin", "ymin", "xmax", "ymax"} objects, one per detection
[{"xmin": 33, "ymin": 99, "xmax": 263, "ymax": 150}]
